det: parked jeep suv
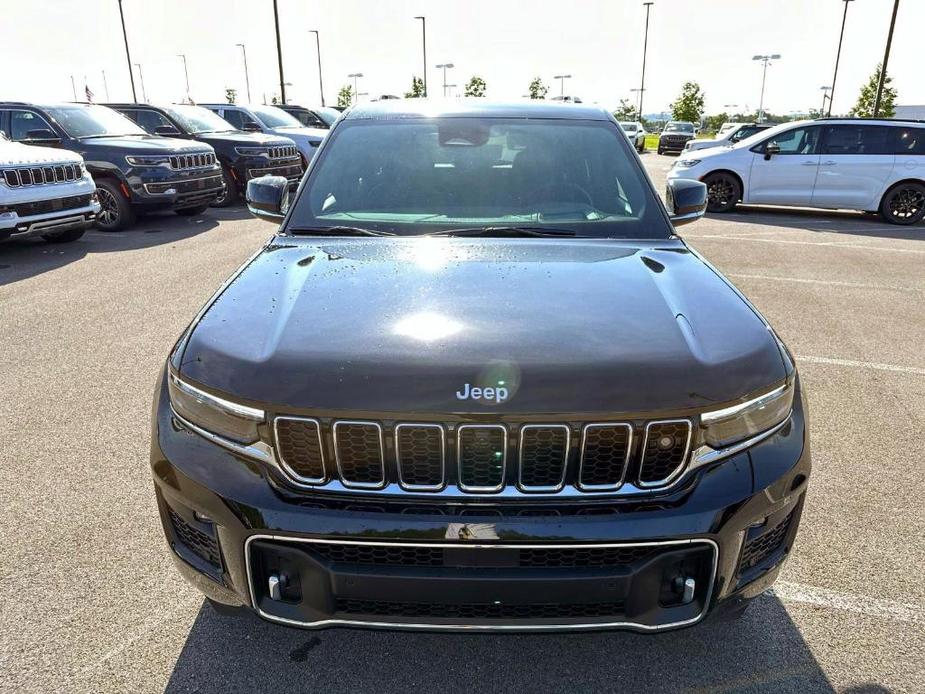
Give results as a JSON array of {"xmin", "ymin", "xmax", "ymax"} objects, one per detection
[
  {"xmin": 658, "ymin": 121, "xmax": 697, "ymax": 155},
  {"xmin": 109, "ymin": 103, "xmax": 302, "ymax": 207},
  {"xmin": 201, "ymin": 103, "xmax": 324, "ymax": 166},
  {"xmin": 152, "ymin": 101, "xmax": 809, "ymax": 632},
  {"xmin": 277, "ymin": 104, "xmax": 340, "ymax": 130},
  {"xmin": 0, "ymin": 103, "xmax": 223, "ymax": 230},
  {"xmin": 0, "ymin": 131, "xmax": 100, "ymax": 243}
]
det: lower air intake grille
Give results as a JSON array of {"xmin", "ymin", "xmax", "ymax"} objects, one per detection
[
  {"xmin": 333, "ymin": 421, "xmax": 385, "ymax": 487},
  {"xmin": 457, "ymin": 425, "xmax": 507, "ymax": 492},
  {"xmin": 310, "ymin": 544, "xmax": 445, "ymax": 567},
  {"xmin": 335, "ymin": 598, "xmax": 626, "ymax": 620},
  {"xmin": 275, "ymin": 417, "xmax": 325, "ymax": 482},
  {"xmin": 396, "ymin": 424, "xmax": 445, "ymax": 489},
  {"xmin": 740, "ymin": 510, "xmax": 795, "ymax": 570},
  {"xmin": 639, "ymin": 420, "xmax": 692, "ymax": 486},
  {"xmin": 168, "ymin": 508, "xmax": 220, "ymax": 568},
  {"xmin": 579, "ymin": 424, "xmax": 632, "ymax": 489},
  {"xmin": 519, "ymin": 425, "xmax": 569, "ymax": 490}
]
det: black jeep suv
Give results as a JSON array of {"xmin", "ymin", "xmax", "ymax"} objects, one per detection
[
  {"xmin": 0, "ymin": 103, "xmax": 223, "ymax": 230},
  {"xmin": 152, "ymin": 101, "xmax": 809, "ymax": 633},
  {"xmin": 110, "ymin": 104, "xmax": 302, "ymax": 207}
]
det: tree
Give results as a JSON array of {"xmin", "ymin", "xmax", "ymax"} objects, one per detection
[
  {"xmin": 703, "ymin": 112, "xmax": 728, "ymax": 134},
  {"xmin": 528, "ymin": 77, "xmax": 548, "ymax": 100},
  {"xmin": 670, "ymin": 82, "xmax": 705, "ymax": 123},
  {"xmin": 464, "ymin": 76, "xmax": 487, "ymax": 98},
  {"xmin": 337, "ymin": 84, "xmax": 354, "ymax": 109},
  {"xmin": 404, "ymin": 76, "xmax": 425, "ymax": 98},
  {"xmin": 270, "ymin": 96, "xmax": 279, "ymax": 105},
  {"xmin": 225, "ymin": 88, "xmax": 237, "ymax": 104},
  {"xmin": 613, "ymin": 98, "xmax": 637, "ymax": 121},
  {"xmin": 850, "ymin": 63, "xmax": 897, "ymax": 118}
]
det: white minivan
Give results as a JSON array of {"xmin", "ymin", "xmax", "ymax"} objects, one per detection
[{"xmin": 668, "ymin": 118, "xmax": 925, "ymax": 225}]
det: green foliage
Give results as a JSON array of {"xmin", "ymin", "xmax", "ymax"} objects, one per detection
[
  {"xmin": 851, "ymin": 63, "xmax": 897, "ymax": 118},
  {"xmin": 225, "ymin": 88, "xmax": 237, "ymax": 104},
  {"xmin": 404, "ymin": 76, "xmax": 425, "ymax": 98},
  {"xmin": 337, "ymin": 84, "xmax": 354, "ymax": 109},
  {"xmin": 613, "ymin": 98, "xmax": 637, "ymax": 121},
  {"xmin": 270, "ymin": 96, "xmax": 278, "ymax": 105},
  {"xmin": 464, "ymin": 76, "xmax": 487, "ymax": 98},
  {"xmin": 670, "ymin": 82, "xmax": 705, "ymax": 123},
  {"xmin": 528, "ymin": 77, "xmax": 548, "ymax": 100},
  {"xmin": 703, "ymin": 112, "xmax": 728, "ymax": 133}
]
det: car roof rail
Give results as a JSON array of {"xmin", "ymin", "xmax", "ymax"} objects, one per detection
[{"xmin": 813, "ymin": 116, "xmax": 925, "ymax": 124}]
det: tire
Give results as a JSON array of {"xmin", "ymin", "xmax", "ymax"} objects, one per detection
[
  {"xmin": 41, "ymin": 227, "xmax": 86, "ymax": 243},
  {"xmin": 703, "ymin": 172, "xmax": 741, "ymax": 213},
  {"xmin": 211, "ymin": 166, "xmax": 240, "ymax": 208},
  {"xmin": 175, "ymin": 205, "xmax": 210, "ymax": 216},
  {"xmin": 95, "ymin": 179, "xmax": 135, "ymax": 231},
  {"xmin": 657, "ymin": 147, "xmax": 664, "ymax": 155},
  {"xmin": 637, "ymin": 140, "xmax": 645, "ymax": 153},
  {"xmin": 879, "ymin": 182, "xmax": 925, "ymax": 225}
]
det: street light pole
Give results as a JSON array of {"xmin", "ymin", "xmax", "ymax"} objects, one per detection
[
  {"xmin": 134, "ymin": 63, "xmax": 147, "ymax": 102},
  {"xmin": 874, "ymin": 0, "xmax": 900, "ymax": 117},
  {"xmin": 752, "ymin": 54, "xmax": 780, "ymax": 122},
  {"xmin": 820, "ymin": 86, "xmax": 832, "ymax": 115},
  {"xmin": 436, "ymin": 63, "xmax": 455, "ymax": 97},
  {"xmin": 177, "ymin": 54, "xmax": 190, "ymax": 103},
  {"xmin": 236, "ymin": 44, "xmax": 252, "ymax": 103},
  {"xmin": 272, "ymin": 0, "xmax": 286, "ymax": 104},
  {"xmin": 70, "ymin": 75, "xmax": 77, "ymax": 101},
  {"xmin": 638, "ymin": 2, "xmax": 654, "ymax": 120},
  {"xmin": 827, "ymin": 0, "xmax": 854, "ymax": 117},
  {"xmin": 348, "ymin": 73, "xmax": 363, "ymax": 104},
  {"xmin": 414, "ymin": 16, "xmax": 427, "ymax": 97},
  {"xmin": 117, "ymin": 0, "xmax": 137, "ymax": 102},
  {"xmin": 553, "ymin": 74, "xmax": 571, "ymax": 96},
  {"xmin": 102, "ymin": 70, "xmax": 110, "ymax": 101},
  {"xmin": 309, "ymin": 31, "xmax": 324, "ymax": 106}
]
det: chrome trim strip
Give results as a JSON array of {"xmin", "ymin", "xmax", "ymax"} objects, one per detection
[
  {"xmin": 690, "ymin": 413, "xmax": 791, "ymax": 468},
  {"xmin": 701, "ymin": 383, "xmax": 789, "ymax": 425},
  {"xmin": 517, "ymin": 424, "xmax": 570, "ymax": 493},
  {"xmin": 638, "ymin": 419, "xmax": 693, "ymax": 489},
  {"xmin": 577, "ymin": 423, "xmax": 633, "ymax": 492},
  {"xmin": 171, "ymin": 407, "xmax": 275, "ymax": 465},
  {"xmin": 169, "ymin": 373, "xmax": 264, "ymax": 421},
  {"xmin": 273, "ymin": 416, "xmax": 327, "ymax": 485},
  {"xmin": 244, "ymin": 535, "xmax": 719, "ymax": 632},
  {"xmin": 395, "ymin": 423, "xmax": 446, "ymax": 492},
  {"xmin": 333, "ymin": 420, "xmax": 386, "ymax": 489},
  {"xmin": 456, "ymin": 424, "xmax": 508, "ymax": 493}
]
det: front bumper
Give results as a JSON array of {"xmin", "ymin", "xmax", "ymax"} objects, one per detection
[
  {"xmin": 0, "ymin": 195, "xmax": 100, "ymax": 241},
  {"xmin": 659, "ymin": 136, "xmax": 695, "ymax": 152},
  {"xmin": 126, "ymin": 166, "xmax": 225, "ymax": 210},
  {"xmin": 150, "ymin": 372, "xmax": 810, "ymax": 633}
]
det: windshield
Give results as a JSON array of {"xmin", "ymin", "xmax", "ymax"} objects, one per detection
[
  {"xmin": 734, "ymin": 120, "xmax": 809, "ymax": 149},
  {"xmin": 665, "ymin": 122, "xmax": 694, "ymax": 133},
  {"xmin": 251, "ymin": 105, "xmax": 303, "ymax": 129},
  {"xmin": 315, "ymin": 108, "xmax": 340, "ymax": 126},
  {"xmin": 44, "ymin": 104, "xmax": 146, "ymax": 138},
  {"xmin": 163, "ymin": 105, "xmax": 237, "ymax": 134},
  {"xmin": 619, "ymin": 122, "xmax": 637, "ymax": 132},
  {"xmin": 288, "ymin": 117, "xmax": 669, "ymax": 238}
]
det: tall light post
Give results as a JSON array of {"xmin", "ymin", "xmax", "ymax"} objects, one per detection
[
  {"xmin": 116, "ymin": 0, "xmax": 137, "ymax": 102},
  {"xmin": 820, "ymin": 86, "xmax": 832, "ymax": 115},
  {"xmin": 827, "ymin": 0, "xmax": 855, "ymax": 117},
  {"xmin": 348, "ymin": 73, "xmax": 363, "ymax": 104},
  {"xmin": 235, "ymin": 43, "xmax": 252, "ymax": 103},
  {"xmin": 272, "ymin": 0, "xmax": 286, "ymax": 104},
  {"xmin": 638, "ymin": 2, "xmax": 654, "ymax": 120},
  {"xmin": 177, "ymin": 54, "xmax": 190, "ymax": 103},
  {"xmin": 630, "ymin": 88, "xmax": 644, "ymax": 118},
  {"xmin": 436, "ymin": 63, "xmax": 455, "ymax": 97},
  {"xmin": 752, "ymin": 54, "xmax": 780, "ymax": 122},
  {"xmin": 414, "ymin": 16, "xmax": 427, "ymax": 97},
  {"xmin": 874, "ymin": 0, "xmax": 900, "ymax": 117},
  {"xmin": 101, "ymin": 70, "xmax": 110, "ymax": 100},
  {"xmin": 553, "ymin": 74, "xmax": 572, "ymax": 96},
  {"xmin": 308, "ymin": 30, "xmax": 324, "ymax": 106},
  {"xmin": 134, "ymin": 63, "xmax": 147, "ymax": 102},
  {"xmin": 70, "ymin": 75, "xmax": 77, "ymax": 101}
]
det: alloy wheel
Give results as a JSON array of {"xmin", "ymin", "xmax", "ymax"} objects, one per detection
[
  {"xmin": 707, "ymin": 177, "xmax": 735, "ymax": 209},
  {"xmin": 889, "ymin": 187, "xmax": 925, "ymax": 221},
  {"xmin": 97, "ymin": 186, "xmax": 120, "ymax": 227}
]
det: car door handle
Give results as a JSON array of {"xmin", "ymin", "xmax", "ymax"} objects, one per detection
[{"xmin": 801, "ymin": 161, "xmax": 818, "ymax": 166}]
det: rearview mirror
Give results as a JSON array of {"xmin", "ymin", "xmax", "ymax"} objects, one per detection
[
  {"xmin": 154, "ymin": 124, "xmax": 182, "ymax": 136},
  {"xmin": 246, "ymin": 175, "xmax": 290, "ymax": 223},
  {"xmin": 242, "ymin": 122, "xmax": 262, "ymax": 132},
  {"xmin": 666, "ymin": 179, "xmax": 707, "ymax": 228},
  {"xmin": 24, "ymin": 128, "xmax": 60, "ymax": 145},
  {"xmin": 764, "ymin": 142, "xmax": 780, "ymax": 160}
]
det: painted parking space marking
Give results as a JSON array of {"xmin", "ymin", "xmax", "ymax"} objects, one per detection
[
  {"xmin": 796, "ymin": 355, "xmax": 925, "ymax": 376},
  {"xmin": 728, "ymin": 273, "xmax": 921, "ymax": 293},
  {"xmin": 686, "ymin": 234, "xmax": 925, "ymax": 254},
  {"xmin": 772, "ymin": 581, "xmax": 925, "ymax": 625}
]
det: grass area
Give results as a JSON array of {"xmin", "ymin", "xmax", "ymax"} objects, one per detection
[{"xmin": 643, "ymin": 131, "xmax": 715, "ymax": 151}]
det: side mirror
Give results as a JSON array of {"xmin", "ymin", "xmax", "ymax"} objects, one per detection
[
  {"xmin": 154, "ymin": 124, "xmax": 182, "ymax": 136},
  {"xmin": 246, "ymin": 175, "xmax": 290, "ymax": 223},
  {"xmin": 764, "ymin": 142, "xmax": 780, "ymax": 160},
  {"xmin": 24, "ymin": 128, "xmax": 61, "ymax": 145},
  {"xmin": 666, "ymin": 178, "xmax": 707, "ymax": 228},
  {"xmin": 242, "ymin": 122, "xmax": 262, "ymax": 132}
]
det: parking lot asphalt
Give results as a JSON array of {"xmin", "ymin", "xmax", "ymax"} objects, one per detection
[{"xmin": 1, "ymin": 155, "xmax": 923, "ymax": 694}]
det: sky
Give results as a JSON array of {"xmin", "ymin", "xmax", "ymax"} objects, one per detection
[{"xmin": 0, "ymin": 0, "xmax": 921, "ymax": 117}]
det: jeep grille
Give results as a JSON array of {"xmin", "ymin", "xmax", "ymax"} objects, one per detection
[
  {"xmin": 2, "ymin": 163, "xmax": 81, "ymax": 187},
  {"xmin": 169, "ymin": 152, "xmax": 216, "ymax": 170}
]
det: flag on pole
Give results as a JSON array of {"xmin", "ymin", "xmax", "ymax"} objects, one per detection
[{"xmin": 85, "ymin": 84, "xmax": 94, "ymax": 103}]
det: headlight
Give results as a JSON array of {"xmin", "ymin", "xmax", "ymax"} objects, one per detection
[
  {"xmin": 700, "ymin": 380, "xmax": 794, "ymax": 450},
  {"xmin": 125, "ymin": 155, "xmax": 171, "ymax": 167},
  {"xmin": 675, "ymin": 159, "xmax": 701, "ymax": 168},
  {"xmin": 168, "ymin": 373, "xmax": 263, "ymax": 444},
  {"xmin": 234, "ymin": 146, "xmax": 268, "ymax": 157}
]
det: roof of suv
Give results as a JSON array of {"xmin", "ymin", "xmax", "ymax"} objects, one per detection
[{"xmin": 340, "ymin": 99, "xmax": 612, "ymax": 121}]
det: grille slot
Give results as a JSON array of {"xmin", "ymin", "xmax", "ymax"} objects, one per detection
[
  {"xmin": 335, "ymin": 598, "xmax": 625, "ymax": 620},
  {"xmin": 168, "ymin": 507, "xmax": 221, "ymax": 568},
  {"xmin": 275, "ymin": 416, "xmax": 326, "ymax": 483},
  {"xmin": 333, "ymin": 421, "xmax": 385, "ymax": 488},
  {"xmin": 579, "ymin": 423, "xmax": 633, "ymax": 490},
  {"xmin": 457, "ymin": 425, "xmax": 507, "ymax": 493},
  {"xmin": 268, "ymin": 145, "xmax": 298, "ymax": 160},
  {"xmin": 639, "ymin": 420, "xmax": 692, "ymax": 487},
  {"xmin": 518, "ymin": 425, "xmax": 569, "ymax": 491},
  {"xmin": 395, "ymin": 424, "xmax": 445, "ymax": 490},
  {"xmin": 2, "ymin": 163, "xmax": 80, "ymax": 187},
  {"xmin": 740, "ymin": 510, "xmax": 795, "ymax": 571},
  {"xmin": 169, "ymin": 152, "xmax": 216, "ymax": 170}
]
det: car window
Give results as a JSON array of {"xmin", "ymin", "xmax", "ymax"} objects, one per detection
[
  {"xmin": 131, "ymin": 109, "xmax": 173, "ymax": 134},
  {"xmin": 295, "ymin": 110, "xmax": 326, "ymax": 128},
  {"xmin": 665, "ymin": 123, "xmax": 693, "ymax": 133},
  {"xmin": 894, "ymin": 127, "xmax": 925, "ymax": 155},
  {"xmin": 730, "ymin": 126, "xmax": 764, "ymax": 142},
  {"xmin": 9, "ymin": 110, "xmax": 55, "ymax": 140},
  {"xmin": 761, "ymin": 126, "xmax": 820, "ymax": 155},
  {"xmin": 821, "ymin": 125, "xmax": 893, "ymax": 155},
  {"xmin": 42, "ymin": 104, "xmax": 146, "ymax": 138},
  {"xmin": 250, "ymin": 105, "xmax": 302, "ymax": 129},
  {"xmin": 219, "ymin": 109, "xmax": 257, "ymax": 130}
]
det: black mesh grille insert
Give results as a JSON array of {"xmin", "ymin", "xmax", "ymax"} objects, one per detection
[
  {"xmin": 309, "ymin": 543, "xmax": 445, "ymax": 567},
  {"xmin": 334, "ymin": 422, "xmax": 384, "ymax": 486},
  {"xmin": 639, "ymin": 421, "xmax": 691, "ymax": 485},
  {"xmin": 168, "ymin": 508, "xmax": 220, "ymax": 568},
  {"xmin": 275, "ymin": 418, "xmax": 325, "ymax": 482},
  {"xmin": 396, "ymin": 425, "xmax": 444, "ymax": 488},
  {"xmin": 518, "ymin": 546, "xmax": 656, "ymax": 567},
  {"xmin": 335, "ymin": 598, "xmax": 625, "ymax": 620},
  {"xmin": 458, "ymin": 426, "xmax": 506, "ymax": 491},
  {"xmin": 740, "ymin": 510, "xmax": 795, "ymax": 570},
  {"xmin": 519, "ymin": 426, "xmax": 569, "ymax": 489},
  {"xmin": 580, "ymin": 424, "xmax": 631, "ymax": 488}
]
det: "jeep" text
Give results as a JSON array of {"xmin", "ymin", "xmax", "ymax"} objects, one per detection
[{"xmin": 455, "ymin": 383, "xmax": 509, "ymax": 404}]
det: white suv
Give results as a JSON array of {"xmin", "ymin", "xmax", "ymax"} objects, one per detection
[
  {"xmin": 668, "ymin": 118, "xmax": 925, "ymax": 225},
  {"xmin": 0, "ymin": 132, "xmax": 100, "ymax": 243}
]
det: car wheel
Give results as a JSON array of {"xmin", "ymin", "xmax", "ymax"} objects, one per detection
[
  {"xmin": 703, "ymin": 172, "xmax": 741, "ymax": 213},
  {"xmin": 879, "ymin": 182, "xmax": 925, "ymax": 225},
  {"xmin": 175, "ymin": 205, "xmax": 210, "ymax": 216},
  {"xmin": 41, "ymin": 228, "xmax": 86, "ymax": 243},
  {"xmin": 657, "ymin": 146, "xmax": 664, "ymax": 155},
  {"xmin": 95, "ymin": 179, "xmax": 135, "ymax": 231},
  {"xmin": 211, "ymin": 166, "xmax": 240, "ymax": 208}
]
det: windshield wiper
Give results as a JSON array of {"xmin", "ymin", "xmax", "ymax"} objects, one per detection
[
  {"xmin": 426, "ymin": 226, "xmax": 576, "ymax": 238},
  {"xmin": 287, "ymin": 226, "xmax": 395, "ymax": 237}
]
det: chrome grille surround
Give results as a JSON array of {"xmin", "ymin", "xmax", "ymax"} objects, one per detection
[
  {"xmin": 395, "ymin": 423, "xmax": 446, "ymax": 491},
  {"xmin": 332, "ymin": 420, "xmax": 386, "ymax": 489},
  {"xmin": 638, "ymin": 419, "xmax": 693, "ymax": 488},
  {"xmin": 268, "ymin": 144, "xmax": 298, "ymax": 161},
  {"xmin": 456, "ymin": 424, "xmax": 508, "ymax": 493},
  {"xmin": 578, "ymin": 423, "xmax": 633, "ymax": 491},
  {"xmin": 168, "ymin": 152, "xmax": 216, "ymax": 170},
  {"xmin": 274, "ymin": 416, "xmax": 326, "ymax": 484},
  {"xmin": 1, "ymin": 162, "xmax": 81, "ymax": 187},
  {"xmin": 518, "ymin": 424, "xmax": 570, "ymax": 492}
]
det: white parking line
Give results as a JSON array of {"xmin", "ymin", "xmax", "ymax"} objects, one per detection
[
  {"xmin": 729, "ymin": 273, "xmax": 920, "ymax": 293},
  {"xmin": 686, "ymin": 234, "xmax": 925, "ymax": 255},
  {"xmin": 771, "ymin": 581, "xmax": 925, "ymax": 625},
  {"xmin": 796, "ymin": 355, "xmax": 925, "ymax": 376}
]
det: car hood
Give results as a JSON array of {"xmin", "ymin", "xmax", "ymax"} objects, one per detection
[
  {"xmin": 179, "ymin": 237, "xmax": 785, "ymax": 414},
  {"xmin": 0, "ymin": 139, "xmax": 83, "ymax": 165},
  {"xmin": 194, "ymin": 130, "xmax": 294, "ymax": 148},
  {"xmin": 77, "ymin": 134, "xmax": 208, "ymax": 154}
]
